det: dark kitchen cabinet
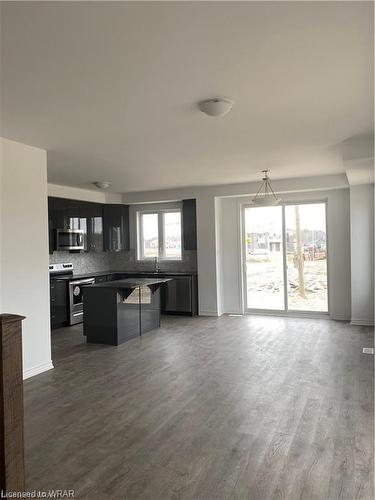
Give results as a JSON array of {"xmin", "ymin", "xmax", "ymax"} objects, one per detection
[
  {"xmin": 80, "ymin": 202, "xmax": 103, "ymax": 252},
  {"xmin": 49, "ymin": 197, "xmax": 104, "ymax": 253},
  {"xmin": 90, "ymin": 215, "xmax": 103, "ymax": 252},
  {"xmin": 48, "ymin": 197, "xmax": 88, "ymax": 252},
  {"xmin": 51, "ymin": 197, "xmax": 81, "ymax": 230},
  {"xmin": 103, "ymin": 204, "xmax": 130, "ymax": 252},
  {"xmin": 182, "ymin": 199, "xmax": 197, "ymax": 250},
  {"xmin": 50, "ymin": 280, "xmax": 68, "ymax": 329},
  {"xmin": 162, "ymin": 275, "xmax": 198, "ymax": 316},
  {"xmin": 48, "ymin": 197, "xmax": 55, "ymax": 254}
]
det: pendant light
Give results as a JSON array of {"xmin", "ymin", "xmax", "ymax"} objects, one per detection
[{"xmin": 252, "ymin": 170, "xmax": 280, "ymax": 206}]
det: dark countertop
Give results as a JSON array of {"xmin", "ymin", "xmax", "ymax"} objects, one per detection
[
  {"xmin": 51, "ymin": 270, "xmax": 197, "ymax": 281},
  {"xmin": 88, "ymin": 277, "xmax": 172, "ymax": 289}
]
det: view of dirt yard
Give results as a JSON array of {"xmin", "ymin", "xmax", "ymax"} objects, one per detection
[{"xmin": 246, "ymin": 254, "xmax": 328, "ymax": 312}]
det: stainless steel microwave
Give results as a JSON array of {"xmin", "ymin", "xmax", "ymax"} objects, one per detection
[{"xmin": 54, "ymin": 229, "xmax": 84, "ymax": 251}]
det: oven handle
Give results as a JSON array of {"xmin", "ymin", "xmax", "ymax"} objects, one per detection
[{"xmin": 70, "ymin": 279, "xmax": 96, "ymax": 286}]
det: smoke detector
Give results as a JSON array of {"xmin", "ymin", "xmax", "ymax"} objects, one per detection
[
  {"xmin": 93, "ymin": 181, "xmax": 111, "ymax": 189},
  {"xmin": 199, "ymin": 98, "xmax": 234, "ymax": 117}
]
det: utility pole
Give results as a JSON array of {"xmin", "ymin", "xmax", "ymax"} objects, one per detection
[{"xmin": 295, "ymin": 205, "xmax": 306, "ymax": 297}]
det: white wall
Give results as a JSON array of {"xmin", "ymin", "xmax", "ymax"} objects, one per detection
[
  {"xmin": 123, "ymin": 174, "xmax": 350, "ymax": 316},
  {"xmin": 350, "ymin": 184, "xmax": 374, "ymax": 325},
  {"xmin": 48, "ymin": 183, "xmax": 122, "ymax": 204},
  {"xmin": 215, "ymin": 198, "xmax": 224, "ymax": 317},
  {"xmin": 217, "ymin": 189, "xmax": 352, "ymax": 320},
  {"xmin": 217, "ymin": 197, "xmax": 243, "ymax": 314},
  {"xmin": 1, "ymin": 138, "xmax": 53, "ymax": 378}
]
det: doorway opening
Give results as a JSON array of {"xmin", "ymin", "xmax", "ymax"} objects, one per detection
[{"xmin": 242, "ymin": 202, "xmax": 328, "ymax": 314}]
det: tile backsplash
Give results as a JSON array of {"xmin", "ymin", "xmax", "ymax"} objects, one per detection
[
  {"xmin": 109, "ymin": 249, "xmax": 197, "ymax": 273},
  {"xmin": 49, "ymin": 251, "xmax": 111, "ymax": 274},
  {"xmin": 49, "ymin": 250, "xmax": 197, "ymax": 274}
]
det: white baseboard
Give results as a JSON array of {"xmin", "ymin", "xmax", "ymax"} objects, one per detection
[
  {"xmin": 350, "ymin": 319, "xmax": 375, "ymax": 326},
  {"xmin": 330, "ymin": 314, "xmax": 351, "ymax": 322},
  {"xmin": 23, "ymin": 360, "xmax": 54, "ymax": 380},
  {"xmin": 199, "ymin": 310, "xmax": 219, "ymax": 317}
]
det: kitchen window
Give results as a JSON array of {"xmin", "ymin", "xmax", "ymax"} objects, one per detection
[{"xmin": 137, "ymin": 209, "xmax": 182, "ymax": 260}]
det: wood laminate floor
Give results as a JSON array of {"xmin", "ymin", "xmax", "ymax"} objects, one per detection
[{"xmin": 24, "ymin": 315, "xmax": 374, "ymax": 500}]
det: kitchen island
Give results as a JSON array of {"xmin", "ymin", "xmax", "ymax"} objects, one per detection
[{"xmin": 83, "ymin": 277, "xmax": 172, "ymax": 345}]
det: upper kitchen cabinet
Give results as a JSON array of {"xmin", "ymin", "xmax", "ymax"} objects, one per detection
[
  {"xmin": 48, "ymin": 197, "xmax": 96, "ymax": 253},
  {"xmin": 49, "ymin": 197, "xmax": 82, "ymax": 253},
  {"xmin": 48, "ymin": 197, "xmax": 55, "ymax": 254},
  {"xmin": 48, "ymin": 198, "xmax": 129, "ymax": 253},
  {"xmin": 182, "ymin": 199, "xmax": 197, "ymax": 250},
  {"xmin": 103, "ymin": 204, "xmax": 130, "ymax": 252},
  {"xmin": 80, "ymin": 202, "xmax": 103, "ymax": 252},
  {"xmin": 51, "ymin": 197, "xmax": 81, "ymax": 230}
]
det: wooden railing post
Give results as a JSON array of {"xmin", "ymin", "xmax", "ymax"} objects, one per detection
[{"xmin": 0, "ymin": 314, "xmax": 25, "ymax": 493}]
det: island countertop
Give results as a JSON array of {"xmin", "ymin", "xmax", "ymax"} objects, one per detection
[{"xmin": 88, "ymin": 277, "xmax": 172, "ymax": 289}]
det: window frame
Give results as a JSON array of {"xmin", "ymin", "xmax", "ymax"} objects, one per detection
[
  {"xmin": 241, "ymin": 199, "xmax": 329, "ymax": 317},
  {"xmin": 137, "ymin": 208, "xmax": 183, "ymax": 261}
]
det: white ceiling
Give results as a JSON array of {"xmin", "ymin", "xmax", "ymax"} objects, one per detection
[{"xmin": 1, "ymin": 1, "xmax": 373, "ymax": 193}]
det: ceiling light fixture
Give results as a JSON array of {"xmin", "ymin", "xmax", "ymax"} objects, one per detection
[
  {"xmin": 199, "ymin": 97, "xmax": 234, "ymax": 117},
  {"xmin": 93, "ymin": 181, "xmax": 111, "ymax": 189},
  {"xmin": 252, "ymin": 170, "xmax": 281, "ymax": 206}
]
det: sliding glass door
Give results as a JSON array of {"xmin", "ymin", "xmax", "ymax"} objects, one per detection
[
  {"xmin": 243, "ymin": 202, "xmax": 328, "ymax": 314},
  {"xmin": 244, "ymin": 206, "xmax": 284, "ymax": 310},
  {"xmin": 285, "ymin": 203, "xmax": 328, "ymax": 312}
]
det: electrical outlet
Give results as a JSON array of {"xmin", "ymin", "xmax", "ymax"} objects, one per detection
[{"xmin": 362, "ymin": 347, "xmax": 374, "ymax": 355}]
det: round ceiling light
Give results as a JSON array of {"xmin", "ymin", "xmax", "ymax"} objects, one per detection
[
  {"xmin": 199, "ymin": 98, "xmax": 234, "ymax": 117},
  {"xmin": 93, "ymin": 181, "xmax": 111, "ymax": 189}
]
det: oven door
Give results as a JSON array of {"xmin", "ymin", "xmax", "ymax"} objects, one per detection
[
  {"xmin": 69, "ymin": 278, "xmax": 95, "ymax": 325},
  {"xmin": 55, "ymin": 229, "xmax": 84, "ymax": 251}
]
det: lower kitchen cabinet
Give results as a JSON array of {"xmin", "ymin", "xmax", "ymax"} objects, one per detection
[
  {"xmin": 50, "ymin": 280, "xmax": 68, "ymax": 329},
  {"xmin": 50, "ymin": 272, "xmax": 198, "ymax": 330},
  {"xmin": 162, "ymin": 275, "xmax": 198, "ymax": 316}
]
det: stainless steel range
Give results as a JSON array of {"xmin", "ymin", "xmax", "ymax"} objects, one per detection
[
  {"xmin": 68, "ymin": 276, "xmax": 96, "ymax": 325},
  {"xmin": 49, "ymin": 263, "xmax": 95, "ymax": 326},
  {"xmin": 49, "ymin": 262, "xmax": 74, "ymax": 279}
]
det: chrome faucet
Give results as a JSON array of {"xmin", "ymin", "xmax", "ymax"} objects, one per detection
[{"xmin": 154, "ymin": 256, "xmax": 160, "ymax": 273}]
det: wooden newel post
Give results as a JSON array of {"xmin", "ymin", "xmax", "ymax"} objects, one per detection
[{"xmin": 0, "ymin": 314, "xmax": 26, "ymax": 493}]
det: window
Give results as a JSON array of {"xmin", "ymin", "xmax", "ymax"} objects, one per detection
[
  {"xmin": 139, "ymin": 213, "xmax": 159, "ymax": 259},
  {"xmin": 137, "ymin": 210, "xmax": 182, "ymax": 260}
]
